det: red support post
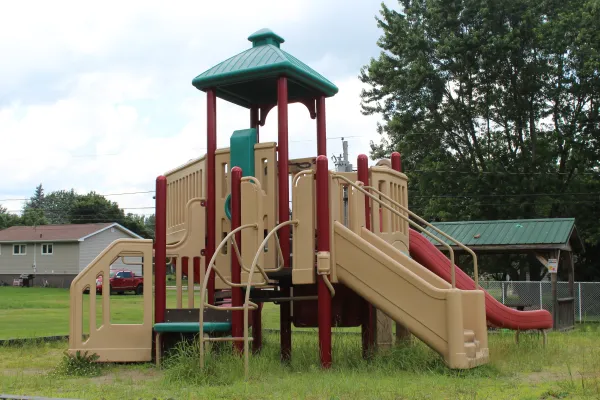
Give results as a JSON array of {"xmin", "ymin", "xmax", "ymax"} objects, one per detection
[
  {"xmin": 154, "ymin": 175, "xmax": 167, "ymax": 324},
  {"xmin": 277, "ymin": 76, "xmax": 292, "ymax": 362},
  {"xmin": 316, "ymin": 96, "xmax": 326, "ymax": 156},
  {"xmin": 206, "ymin": 89, "xmax": 217, "ymax": 305},
  {"xmin": 252, "ymin": 304, "xmax": 263, "ymax": 353},
  {"xmin": 357, "ymin": 154, "xmax": 375, "ymax": 358},
  {"xmin": 250, "ymin": 106, "xmax": 260, "ymax": 142},
  {"xmin": 316, "ymin": 155, "xmax": 332, "ymax": 368},
  {"xmin": 230, "ymin": 167, "xmax": 243, "ymax": 353},
  {"xmin": 391, "ymin": 152, "xmax": 402, "ymax": 172}
]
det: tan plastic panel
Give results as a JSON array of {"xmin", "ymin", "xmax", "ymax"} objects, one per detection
[
  {"xmin": 254, "ymin": 143, "xmax": 277, "ymax": 271},
  {"xmin": 166, "ymin": 198, "xmax": 206, "ymax": 308},
  {"xmin": 292, "ymin": 171, "xmax": 315, "ymax": 284},
  {"xmin": 214, "ymin": 148, "xmax": 231, "ymax": 289},
  {"xmin": 370, "ymin": 166, "xmax": 409, "ymax": 252},
  {"xmin": 333, "ymin": 222, "xmax": 489, "ymax": 369},
  {"xmin": 165, "ymin": 156, "xmax": 206, "ymax": 244},
  {"xmin": 241, "ymin": 179, "xmax": 264, "ymax": 284},
  {"xmin": 69, "ymin": 239, "xmax": 153, "ymax": 362}
]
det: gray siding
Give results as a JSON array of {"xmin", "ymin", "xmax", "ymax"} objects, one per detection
[
  {"xmin": 79, "ymin": 227, "xmax": 142, "ymax": 275},
  {"xmin": 0, "ymin": 242, "xmax": 79, "ymax": 275}
]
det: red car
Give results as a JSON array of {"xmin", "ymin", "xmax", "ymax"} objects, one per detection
[{"xmin": 95, "ymin": 269, "xmax": 144, "ymax": 295}]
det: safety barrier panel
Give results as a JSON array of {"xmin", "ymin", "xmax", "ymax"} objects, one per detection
[{"xmin": 68, "ymin": 239, "xmax": 153, "ymax": 362}]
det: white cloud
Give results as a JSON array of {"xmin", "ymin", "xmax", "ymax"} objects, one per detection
[{"xmin": 0, "ymin": 0, "xmax": 388, "ymax": 215}]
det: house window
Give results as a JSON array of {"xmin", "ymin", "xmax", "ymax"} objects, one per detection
[
  {"xmin": 42, "ymin": 244, "xmax": 53, "ymax": 255},
  {"xmin": 13, "ymin": 244, "xmax": 27, "ymax": 255}
]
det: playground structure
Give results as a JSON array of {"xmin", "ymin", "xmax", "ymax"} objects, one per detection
[{"xmin": 68, "ymin": 29, "xmax": 553, "ymax": 376}]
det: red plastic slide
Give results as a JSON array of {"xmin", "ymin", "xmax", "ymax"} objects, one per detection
[{"xmin": 408, "ymin": 229, "xmax": 553, "ymax": 330}]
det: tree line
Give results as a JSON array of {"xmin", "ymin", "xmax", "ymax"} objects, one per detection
[
  {"xmin": 360, "ymin": 0, "xmax": 599, "ymax": 280},
  {"xmin": 0, "ymin": 184, "xmax": 155, "ymax": 239}
]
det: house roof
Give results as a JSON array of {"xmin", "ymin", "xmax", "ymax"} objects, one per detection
[
  {"xmin": 424, "ymin": 218, "xmax": 584, "ymax": 253},
  {"xmin": 0, "ymin": 223, "xmax": 142, "ymax": 243},
  {"xmin": 191, "ymin": 28, "xmax": 338, "ymax": 108}
]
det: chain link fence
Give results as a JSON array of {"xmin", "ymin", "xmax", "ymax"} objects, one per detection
[{"xmin": 479, "ymin": 281, "xmax": 600, "ymax": 322}]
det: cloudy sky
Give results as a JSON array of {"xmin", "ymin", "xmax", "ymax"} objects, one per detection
[{"xmin": 1, "ymin": 0, "xmax": 394, "ymax": 217}]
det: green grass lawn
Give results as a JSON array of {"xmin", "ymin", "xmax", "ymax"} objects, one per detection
[{"xmin": 1, "ymin": 287, "xmax": 600, "ymax": 399}]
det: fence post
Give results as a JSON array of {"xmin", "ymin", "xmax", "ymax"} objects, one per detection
[
  {"xmin": 578, "ymin": 282, "xmax": 582, "ymax": 322},
  {"xmin": 501, "ymin": 282, "xmax": 505, "ymax": 304},
  {"xmin": 539, "ymin": 281, "xmax": 543, "ymax": 310}
]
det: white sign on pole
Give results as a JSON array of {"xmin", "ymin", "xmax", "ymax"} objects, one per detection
[{"xmin": 547, "ymin": 258, "xmax": 558, "ymax": 273}]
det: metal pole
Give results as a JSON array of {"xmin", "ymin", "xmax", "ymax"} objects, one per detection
[
  {"xmin": 539, "ymin": 281, "xmax": 543, "ymax": 310},
  {"xmin": 357, "ymin": 154, "xmax": 375, "ymax": 357},
  {"xmin": 154, "ymin": 175, "xmax": 167, "ymax": 324},
  {"xmin": 316, "ymin": 155, "xmax": 332, "ymax": 368},
  {"xmin": 206, "ymin": 89, "xmax": 217, "ymax": 305},
  {"xmin": 231, "ymin": 167, "xmax": 243, "ymax": 353},
  {"xmin": 502, "ymin": 282, "xmax": 505, "ymax": 304},
  {"xmin": 277, "ymin": 76, "xmax": 292, "ymax": 362},
  {"xmin": 317, "ymin": 96, "xmax": 326, "ymax": 156},
  {"xmin": 578, "ymin": 282, "xmax": 582, "ymax": 322}
]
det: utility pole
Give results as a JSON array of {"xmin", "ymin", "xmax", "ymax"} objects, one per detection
[
  {"xmin": 332, "ymin": 138, "xmax": 353, "ymax": 172},
  {"xmin": 331, "ymin": 138, "xmax": 353, "ymax": 225}
]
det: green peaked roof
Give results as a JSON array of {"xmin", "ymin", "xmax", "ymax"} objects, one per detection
[
  {"xmin": 423, "ymin": 218, "xmax": 584, "ymax": 252},
  {"xmin": 192, "ymin": 29, "xmax": 338, "ymax": 108}
]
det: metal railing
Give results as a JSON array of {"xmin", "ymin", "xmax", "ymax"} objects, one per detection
[
  {"xmin": 363, "ymin": 184, "xmax": 479, "ymax": 289},
  {"xmin": 332, "ymin": 173, "xmax": 470, "ymax": 289}
]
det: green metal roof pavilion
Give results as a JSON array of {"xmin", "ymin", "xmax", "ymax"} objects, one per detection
[
  {"xmin": 424, "ymin": 218, "xmax": 584, "ymax": 253},
  {"xmin": 192, "ymin": 28, "xmax": 339, "ymax": 108}
]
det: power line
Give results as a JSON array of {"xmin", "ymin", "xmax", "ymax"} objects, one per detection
[
  {"xmin": 409, "ymin": 192, "xmax": 600, "ymax": 199},
  {"xmin": 0, "ymin": 190, "xmax": 155, "ymax": 203}
]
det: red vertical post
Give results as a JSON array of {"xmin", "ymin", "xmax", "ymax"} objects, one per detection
[
  {"xmin": 252, "ymin": 304, "xmax": 263, "ymax": 353},
  {"xmin": 391, "ymin": 152, "xmax": 402, "ymax": 172},
  {"xmin": 154, "ymin": 175, "xmax": 167, "ymax": 324},
  {"xmin": 316, "ymin": 155, "xmax": 332, "ymax": 368},
  {"xmin": 316, "ymin": 96, "xmax": 326, "ymax": 156},
  {"xmin": 277, "ymin": 76, "xmax": 292, "ymax": 362},
  {"xmin": 206, "ymin": 89, "xmax": 217, "ymax": 305},
  {"xmin": 357, "ymin": 154, "xmax": 375, "ymax": 358},
  {"xmin": 231, "ymin": 167, "xmax": 243, "ymax": 353},
  {"xmin": 250, "ymin": 106, "xmax": 260, "ymax": 142}
]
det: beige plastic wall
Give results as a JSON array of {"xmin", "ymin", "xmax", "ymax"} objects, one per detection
[
  {"xmin": 370, "ymin": 166, "xmax": 409, "ymax": 253},
  {"xmin": 166, "ymin": 198, "xmax": 206, "ymax": 308},
  {"xmin": 165, "ymin": 156, "xmax": 206, "ymax": 245},
  {"xmin": 68, "ymin": 239, "xmax": 153, "ymax": 362}
]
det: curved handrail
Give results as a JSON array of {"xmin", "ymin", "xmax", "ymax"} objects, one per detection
[
  {"xmin": 364, "ymin": 185, "xmax": 479, "ymax": 289},
  {"xmin": 199, "ymin": 223, "xmax": 263, "ymax": 374},
  {"xmin": 243, "ymin": 219, "xmax": 299, "ymax": 377},
  {"xmin": 332, "ymin": 173, "xmax": 459, "ymax": 288},
  {"xmin": 293, "ymin": 169, "xmax": 315, "ymax": 187}
]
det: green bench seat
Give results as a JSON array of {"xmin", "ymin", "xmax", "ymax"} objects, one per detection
[{"xmin": 154, "ymin": 322, "xmax": 231, "ymax": 334}]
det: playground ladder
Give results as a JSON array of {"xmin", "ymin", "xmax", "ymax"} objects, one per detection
[{"xmin": 199, "ymin": 219, "xmax": 297, "ymax": 379}]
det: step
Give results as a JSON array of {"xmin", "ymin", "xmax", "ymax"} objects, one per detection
[
  {"xmin": 474, "ymin": 339, "xmax": 480, "ymax": 351},
  {"xmin": 464, "ymin": 342, "xmax": 477, "ymax": 359},
  {"xmin": 463, "ymin": 329, "xmax": 475, "ymax": 343},
  {"xmin": 154, "ymin": 321, "xmax": 231, "ymax": 334}
]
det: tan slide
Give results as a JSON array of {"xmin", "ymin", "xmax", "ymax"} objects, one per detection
[{"xmin": 333, "ymin": 222, "xmax": 489, "ymax": 369}]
